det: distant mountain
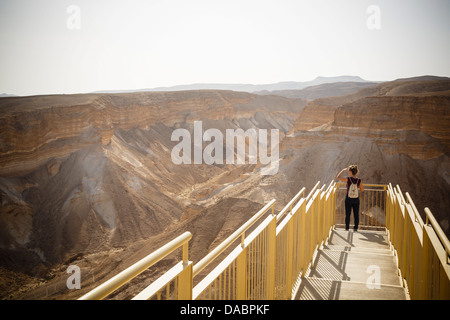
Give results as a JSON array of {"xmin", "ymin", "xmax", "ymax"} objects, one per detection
[
  {"xmin": 94, "ymin": 76, "xmax": 373, "ymax": 94},
  {"xmin": 256, "ymin": 81, "xmax": 379, "ymax": 100},
  {"xmin": 393, "ymin": 75, "xmax": 450, "ymax": 82}
]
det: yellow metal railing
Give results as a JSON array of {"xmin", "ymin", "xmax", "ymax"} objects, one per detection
[
  {"xmin": 79, "ymin": 181, "xmax": 337, "ymax": 300},
  {"xmin": 192, "ymin": 199, "xmax": 277, "ymax": 300},
  {"xmin": 274, "ymin": 181, "xmax": 336, "ymax": 299},
  {"xmin": 78, "ymin": 231, "xmax": 193, "ymax": 300},
  {"xmin": 78, "ymin": 180, "xmax": 449, "ymax": 300},
  {"xmin": 386, "ymin": 184, "xmax": 450, "ymax": 300},
  {"xmin": 192, "ymin": 182, "xmax": 337, "ymax": 300},
  {"xmin": 335, "ymin": 183, "xmax": 386, "ymax": 230}
]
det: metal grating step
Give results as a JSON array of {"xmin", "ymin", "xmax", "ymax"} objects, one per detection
[{"xmin": 294, "ymin": 277, "xmax": 408, "ymax": 300}]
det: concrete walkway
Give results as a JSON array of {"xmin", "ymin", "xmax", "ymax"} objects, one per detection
[{"xmin": 294, "ymin": 228, "xmax": 409, "ymax": 300}]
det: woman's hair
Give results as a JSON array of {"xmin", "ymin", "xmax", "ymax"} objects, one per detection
[{"xmin": 349, "ymin": 165, "xmax": 358, "ymax": 175}]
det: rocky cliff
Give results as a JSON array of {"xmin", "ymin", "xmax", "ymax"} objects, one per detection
[
  {"xmin": 0, "ymin": 90, "xmax": 306, "ymax": 298},
  {"xmin": 333, "ymin": 94, "xmax": 450, "ymax": 160}
]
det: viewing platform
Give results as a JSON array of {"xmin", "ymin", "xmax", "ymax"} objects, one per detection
[{"xmin": 78, "ymin": 182, "xmax": 450, "ymax": 301}]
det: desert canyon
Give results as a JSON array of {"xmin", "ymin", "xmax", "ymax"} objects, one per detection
[{"xmin": 0, "ymin": 76, "xmax": 449, "ymax": 299}]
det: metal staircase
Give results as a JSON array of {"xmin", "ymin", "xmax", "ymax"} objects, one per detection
[
  {"xmin": 295, "ymin": 228, "xmax": 408, "ymax": 299},
  {"xmin": 78, "ymin": 182, "xmax": 450, "ymax": 300}
]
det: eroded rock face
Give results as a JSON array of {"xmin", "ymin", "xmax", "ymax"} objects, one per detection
[
  {"xmin": 333, "ymin": 95, "xmax": 450, "ymax": 160},
  {"xmin": 0, "ymin": 91, "xmax": 305, "ymax": 176},
  {"xmin": 0, "ymin": 90, "xmax": 306, "ymax": 277}
]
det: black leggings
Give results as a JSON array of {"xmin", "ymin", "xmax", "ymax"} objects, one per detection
[{"xmin": 345, "ymin": 196, "xmax": 360, "ymax": 230}]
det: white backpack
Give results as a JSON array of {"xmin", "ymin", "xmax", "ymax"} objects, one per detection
[{"xmin": 348, "ymin": 178, "xmax": 359, "ymax": 198}]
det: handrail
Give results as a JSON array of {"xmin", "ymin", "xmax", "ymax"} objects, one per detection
[
  {"xmin": 425, "ymin": 207, "xmax": 450, "ymax": 263},
  {"xmin": 192, "ymin": 199, "xmax": 276, "ymax": 277},
  {"xmin": 306, "ymin": 187, "xmax": 321, "ymax": 212},
  {"xmin": 324, "ymin": 180, "xmax": 334, "ymax": 194},
  {"xmin": 396, "ymin": 185, "xmax": 407, "ymax": 205},
  {"xmin": 336, "ymin": 182, "xmax": 386, "ymax": 189},
  {"xmin": 276, "ymin": 187, "xmax": 305, "ymax": 221},
  {"xmin": 78, "ymin": 231, "xmax": 192, "ymax": 300},
  {"xmin": 305, "ymin": 181, "xmax": 320, "ymax": 202},
  {"xmin": 405, "ymin": 192, "xmax": 424, "ymax": 226}
]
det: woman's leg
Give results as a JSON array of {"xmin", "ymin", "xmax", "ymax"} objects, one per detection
[
  {"xmin": 353, "ymin": 198, "xmax": 360, "ymax": 231},
  {"xmin": 345, "ymin": 196, "xmax": 351, "ymax": 230}
]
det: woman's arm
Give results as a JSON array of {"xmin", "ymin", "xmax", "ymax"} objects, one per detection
[
  {"xmin": 359, "ymin": 181, "xmax": 364, "ymax": 192},
  {"xmin": 336, "ymin": 167, "xmax": 348, "ymax": 182}
]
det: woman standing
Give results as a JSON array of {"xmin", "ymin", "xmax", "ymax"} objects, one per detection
[{"xmin": 337, "ymin": 165, "xmax": 364, "ymax": 231}]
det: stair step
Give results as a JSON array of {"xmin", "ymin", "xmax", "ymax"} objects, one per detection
[
  {"xmin": 323, "ymin": 244, "xmax": 393, "ymax": 255},
  {"xmin": 307, "ymin": 248, "xmax": 402, "ymax": 286},
  {"xmin": 294, "ymin": 278, "xmax": 408, "ymax": 300},
  {"xmin": 327, "ymin": 228, "xmax": 391, "ymax": 251}
]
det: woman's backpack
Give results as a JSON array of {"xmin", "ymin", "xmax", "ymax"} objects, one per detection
[{"xmin": 348, "ymin": 178, "xmax": 360, "ymax": 198}]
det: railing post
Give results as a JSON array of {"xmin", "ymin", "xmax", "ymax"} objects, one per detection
[
  {"xmin": 266, "ymin": 216, "xmax": 276, "ymax": 299},
  {"xmin": 299, "ymin": 200, "xmax": 307, "ymax": 276},
  {"xmin": 178, "ymin": 262, "xmax": 193, "ymax": 300},
  {"xmin": 285, "ymin": 214, "xmax": 294, "ymax": 299},
  {"xmin": 178, "ymin": 241, "xmax": 193, "ymax": 300},
  {"xmin": 236, "ymin": 248, "xmax": 247, "ymax": 299},
  {"xmin": 332, "ymin": 185, "xmax": 336, "ymax": 228},
  {"xmin": 386, "ymin": 185, "xmax": 391, "ymax": 234},
  {"xmin": 309, "ymin": 197, "xmax": 315, "ymax": 267},
  {"xmin": 318, "ymin": 191, "xmax": 324, "ymax": 244},
  {"xmin": 422, "ymin": 223, "xmax": 431, "ymax": 299}
]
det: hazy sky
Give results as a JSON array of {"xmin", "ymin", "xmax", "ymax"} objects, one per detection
[{"xmin": 1, "ymin": 0, "xmax": 449, "ymax": 96}]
